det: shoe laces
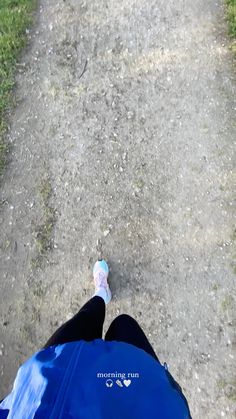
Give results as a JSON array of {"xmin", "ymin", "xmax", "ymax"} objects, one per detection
[{"xmin": 95, "ymin": 271, "xmax": 107, "ymax": 288}]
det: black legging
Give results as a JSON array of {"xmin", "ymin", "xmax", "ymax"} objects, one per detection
[{"xmin": 44, "ymin": 296, "xmax": 159, "ymax": 361}]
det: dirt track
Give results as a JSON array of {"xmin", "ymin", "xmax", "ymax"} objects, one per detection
[{"xmin": 0, "ymin": 1, "xmax": 235, "ymax": 417}]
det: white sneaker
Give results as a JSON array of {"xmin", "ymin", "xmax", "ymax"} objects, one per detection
[{"xmin": 93, "ymin": 260, "xmax": 112, "ymax": 304}]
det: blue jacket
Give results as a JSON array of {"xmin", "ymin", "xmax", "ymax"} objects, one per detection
[{"xmin": 0, "ymin": 339, "xmax": 191, "ymax": 418}]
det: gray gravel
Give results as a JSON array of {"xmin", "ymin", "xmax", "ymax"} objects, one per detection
[{"xmin": 0, "ymin": 1, "xmax": 235, "ymax": 417}]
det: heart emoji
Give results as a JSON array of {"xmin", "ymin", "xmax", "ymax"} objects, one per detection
[{"xmin": 123, "ymin": 379, "xmax": 131, "ymax": 387}]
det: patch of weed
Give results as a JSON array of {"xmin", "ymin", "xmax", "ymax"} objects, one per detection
[
  {"xmin": 221, "ymin": 294, "xmax": 234, "ymax": 312},
  {"xmin": 226, "ymin": 0, "xmax": 236, "ymax": 38},
  {"xmin": 31, "ymin": 177, "xmax": 56, "ymax": 269},
  {"xmin": 217, "ymin": 377, "xmax": 236, "ymax": 401},
  {"xmin": 212, "ymin": 283, "xmax": 220, "ymax": 292},
  {"xmin": 225, "ymin": 0, "xmax": 236, "ymax": 55}
]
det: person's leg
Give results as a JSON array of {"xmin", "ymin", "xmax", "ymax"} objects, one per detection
[
  {"xmin": 105, "ymin": 314, "xmax": 159, "ymax": 361},
  {"xmin": 44, "ymin": 296, "xmax": 105, "ymax": 348}
]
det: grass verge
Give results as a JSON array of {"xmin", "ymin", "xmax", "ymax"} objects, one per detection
[
  {"xmin": 0, "ymin": 0, "xmax": 36, "ymax": 178},
  {"xmin": 226, "ymin": 0, "xmax": 236, "ymax": 54}
]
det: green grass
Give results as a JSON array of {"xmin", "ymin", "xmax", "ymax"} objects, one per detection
[
  {"xmin": 0, "ymin": 0, "xmax": 36, "ymax": 177},
  {"xmin": 226, "ymin": 0, "xmax": 236, "ymax": 38},
  {"xmin": 226, "ymin": 0, "xmax": 236, "ymax": 56}
]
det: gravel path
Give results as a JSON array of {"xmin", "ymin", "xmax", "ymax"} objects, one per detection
[{"xmin": 0, "ymin": 1, "xmax": 235, "ymax": 417}]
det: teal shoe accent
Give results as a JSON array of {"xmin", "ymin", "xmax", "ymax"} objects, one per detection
[{"xmin": 93, "ymin": 260, "xmax": 109, "ymax": 275}]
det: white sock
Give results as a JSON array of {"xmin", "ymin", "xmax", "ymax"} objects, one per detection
[{"xmin": 93, "ymin": 287, "xmax": 107, "ymax": 303}]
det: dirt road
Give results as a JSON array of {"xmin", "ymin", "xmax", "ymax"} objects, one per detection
[{"xmin": 0, "ymin": 0, "xmax": 235, "ymax": 417}]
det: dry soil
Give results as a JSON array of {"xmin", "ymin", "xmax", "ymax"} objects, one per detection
[{"xmin": 0, "ymin": 1, "xmax": 235, "ymax": 417}]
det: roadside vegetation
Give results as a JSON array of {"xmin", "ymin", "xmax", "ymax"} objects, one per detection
[
  {"xmin": 226, "ymin": 0, "xmax": 236, "ymax": 53},
  {"xmin": 0, "ymin": 0, "xmax": 36, "ymax": 178}
]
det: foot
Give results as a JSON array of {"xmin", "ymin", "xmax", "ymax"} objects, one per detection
[{"xmin": 93, "ymin": 260, "xmax": 112, "ymax": 304}]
